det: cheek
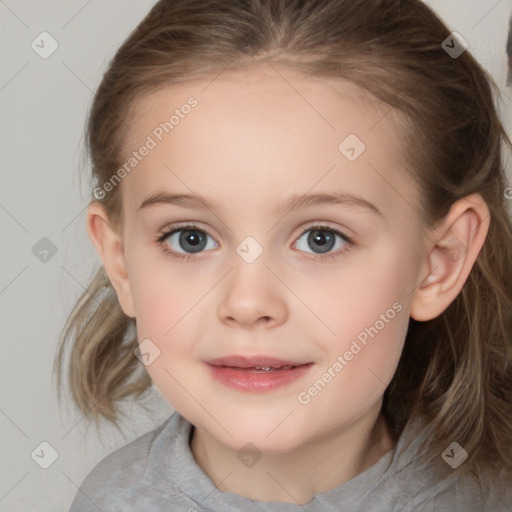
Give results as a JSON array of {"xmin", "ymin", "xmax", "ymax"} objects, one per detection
[
  {"xmin": 302, "ymin": 249, "xmax": 411, "ymax": 394},
  {"xmin": 305, "ymin": 248, "xmax": 410, "ymax": 338},
  {"xmin": 126, "ymin": 244, "xmax": 214, "ymax": 337},
  {"xmin": 127, "ymin": 262, "xmax": 208, "ymax": 411}
]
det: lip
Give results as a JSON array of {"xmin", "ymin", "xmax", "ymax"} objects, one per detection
[
  {"xmin": 205, "ymin": 355, "xmax": 314, "ymax": 393},
  {"xmin": 207, "ymin": 355, "xmax": 309, "ymax": 368}
]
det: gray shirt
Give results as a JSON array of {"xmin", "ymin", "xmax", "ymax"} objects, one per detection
[{"xmin": 69, "ymin": 412, "xmax": 511, "ymax": 511}]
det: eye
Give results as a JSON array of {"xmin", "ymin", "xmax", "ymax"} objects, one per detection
[
  {"xmin": 155, "ymin": 223, "xmax": 353, "ymax": 263},
  {"xmin": 156, "ymin": 223, "xmax": 218, "ymax": 260},
  {"xmin": 294, "ymin": 225, "xmax": 352, "ymax": 259}
]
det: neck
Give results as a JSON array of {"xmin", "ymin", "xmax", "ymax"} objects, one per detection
[{"xmin": 190, "ymin": 404, "xmax": 394, "ymax": 505}]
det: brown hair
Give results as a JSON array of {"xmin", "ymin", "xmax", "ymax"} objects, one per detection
[{"xmin": 54, "ymin": 0, "xmax": 512, "ymax": 492}]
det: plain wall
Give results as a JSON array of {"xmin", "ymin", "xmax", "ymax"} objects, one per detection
[{"xmin": 1, "ymin": 1, "xmax": 511, "ymax": 510}]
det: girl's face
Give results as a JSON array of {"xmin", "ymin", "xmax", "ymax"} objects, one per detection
[{"xmin": 111, "ymin": 65, "xmax": 428, "ymax": 453}]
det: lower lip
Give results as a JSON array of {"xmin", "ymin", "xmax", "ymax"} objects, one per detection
[{"xmin": 205, "ymin": 363, "xmax": 314, "ymax": 393}]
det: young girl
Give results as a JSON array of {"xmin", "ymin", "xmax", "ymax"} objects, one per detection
[{"xmin": 55, "ymin": 0, "xmax": 512, "ymax": 510}]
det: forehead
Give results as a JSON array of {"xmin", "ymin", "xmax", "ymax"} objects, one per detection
[
  {"xmin": 124, "ymin": 65, "xmax": 400, "ymax": 147},
  {"xmin": 118, "ymin": 64, "xmax": 419, "ymax": 221}
]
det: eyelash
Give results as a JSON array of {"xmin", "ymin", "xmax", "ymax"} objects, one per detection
[{"xmin": 155, "ymin": 222, "xmax": 354, "ymax": 263}]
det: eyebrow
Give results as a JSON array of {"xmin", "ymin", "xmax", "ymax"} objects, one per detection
[{"xmin": 138, "ymin": 191, "xmax": 383, "ymax": 218}]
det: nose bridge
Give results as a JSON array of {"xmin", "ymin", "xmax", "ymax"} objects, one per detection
[{"xmin": 216, "ymin": 234, "xmax": 288, "ymax": 328}]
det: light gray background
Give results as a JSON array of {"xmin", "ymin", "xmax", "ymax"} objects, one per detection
[{"xmin": 1, "ymin": 1, "xmax": 511, "ymax": 511}]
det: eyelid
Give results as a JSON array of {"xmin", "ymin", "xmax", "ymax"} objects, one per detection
[
  {"xmin": 157, "ymin": 220, "xmax": 353, "ymax": 244},
  {"xmin": 155, "ymin": 220, "xmax": 354, "ymax": 261},
  {"xmin": 158, "ymin": 221, "xmax": 218, "ymax": 240},
  {"xmin": 296, "ymin": 220, "xmax": 353, "ymax": 241}
]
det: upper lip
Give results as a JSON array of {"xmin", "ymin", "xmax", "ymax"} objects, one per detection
[{"xmin": 206, "ymin": 355, "xmax": 311, "ymax": 368}]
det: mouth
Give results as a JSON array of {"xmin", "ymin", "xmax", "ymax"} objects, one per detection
[
  {"xmin": 224, "ymin": 365, "xmax": 297, "ymax": 372},
  {"xmin": 205, "ymin": 355, "xmax": 314, "ymax": 392},
  {"xmin": 207, "ymin": 355, "xmax": 310, "ymax": 370}
]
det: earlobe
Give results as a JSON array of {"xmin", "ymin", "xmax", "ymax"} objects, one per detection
[
  {"xmin": 410, "ymin": 194, "xmax": 490, "ymax": 322},
  {"xmin": 86, "ymin": 201, "xmax": 136, "ymax": 318}
]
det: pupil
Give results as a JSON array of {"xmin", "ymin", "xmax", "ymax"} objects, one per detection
[
  {"xmin": 177, "ymin": 229, "xmax": 336, "ymax": 255},
  {"xmin": 180, "ymin": 230, "xmax": 206, "ymax": 253},
  {"xmin": 309, "ymin": 229, "xmax": 334, "ymax": 254}
]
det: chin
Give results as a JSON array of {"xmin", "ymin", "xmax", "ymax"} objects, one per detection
[{"xmin": 206, "ymin": 413, "xmax": 310, "ymax": 454}]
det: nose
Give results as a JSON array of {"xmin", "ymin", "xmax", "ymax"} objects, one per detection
[{"xmin": 217, "ymin": 253, "xmax": 288, "ymax": 329}]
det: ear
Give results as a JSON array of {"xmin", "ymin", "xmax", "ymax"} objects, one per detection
[
  {"xmin": 86, "ymin": 201, "xmax": 136, "ymax": 318},
  {"xmin": 410, "ymin": 193, "xmax": 490, "ymax": 321}
]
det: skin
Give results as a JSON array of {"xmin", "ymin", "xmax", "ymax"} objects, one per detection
[{"xmin": 87, "ymin": 63, "xmax": 490, "ymax": 505}]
